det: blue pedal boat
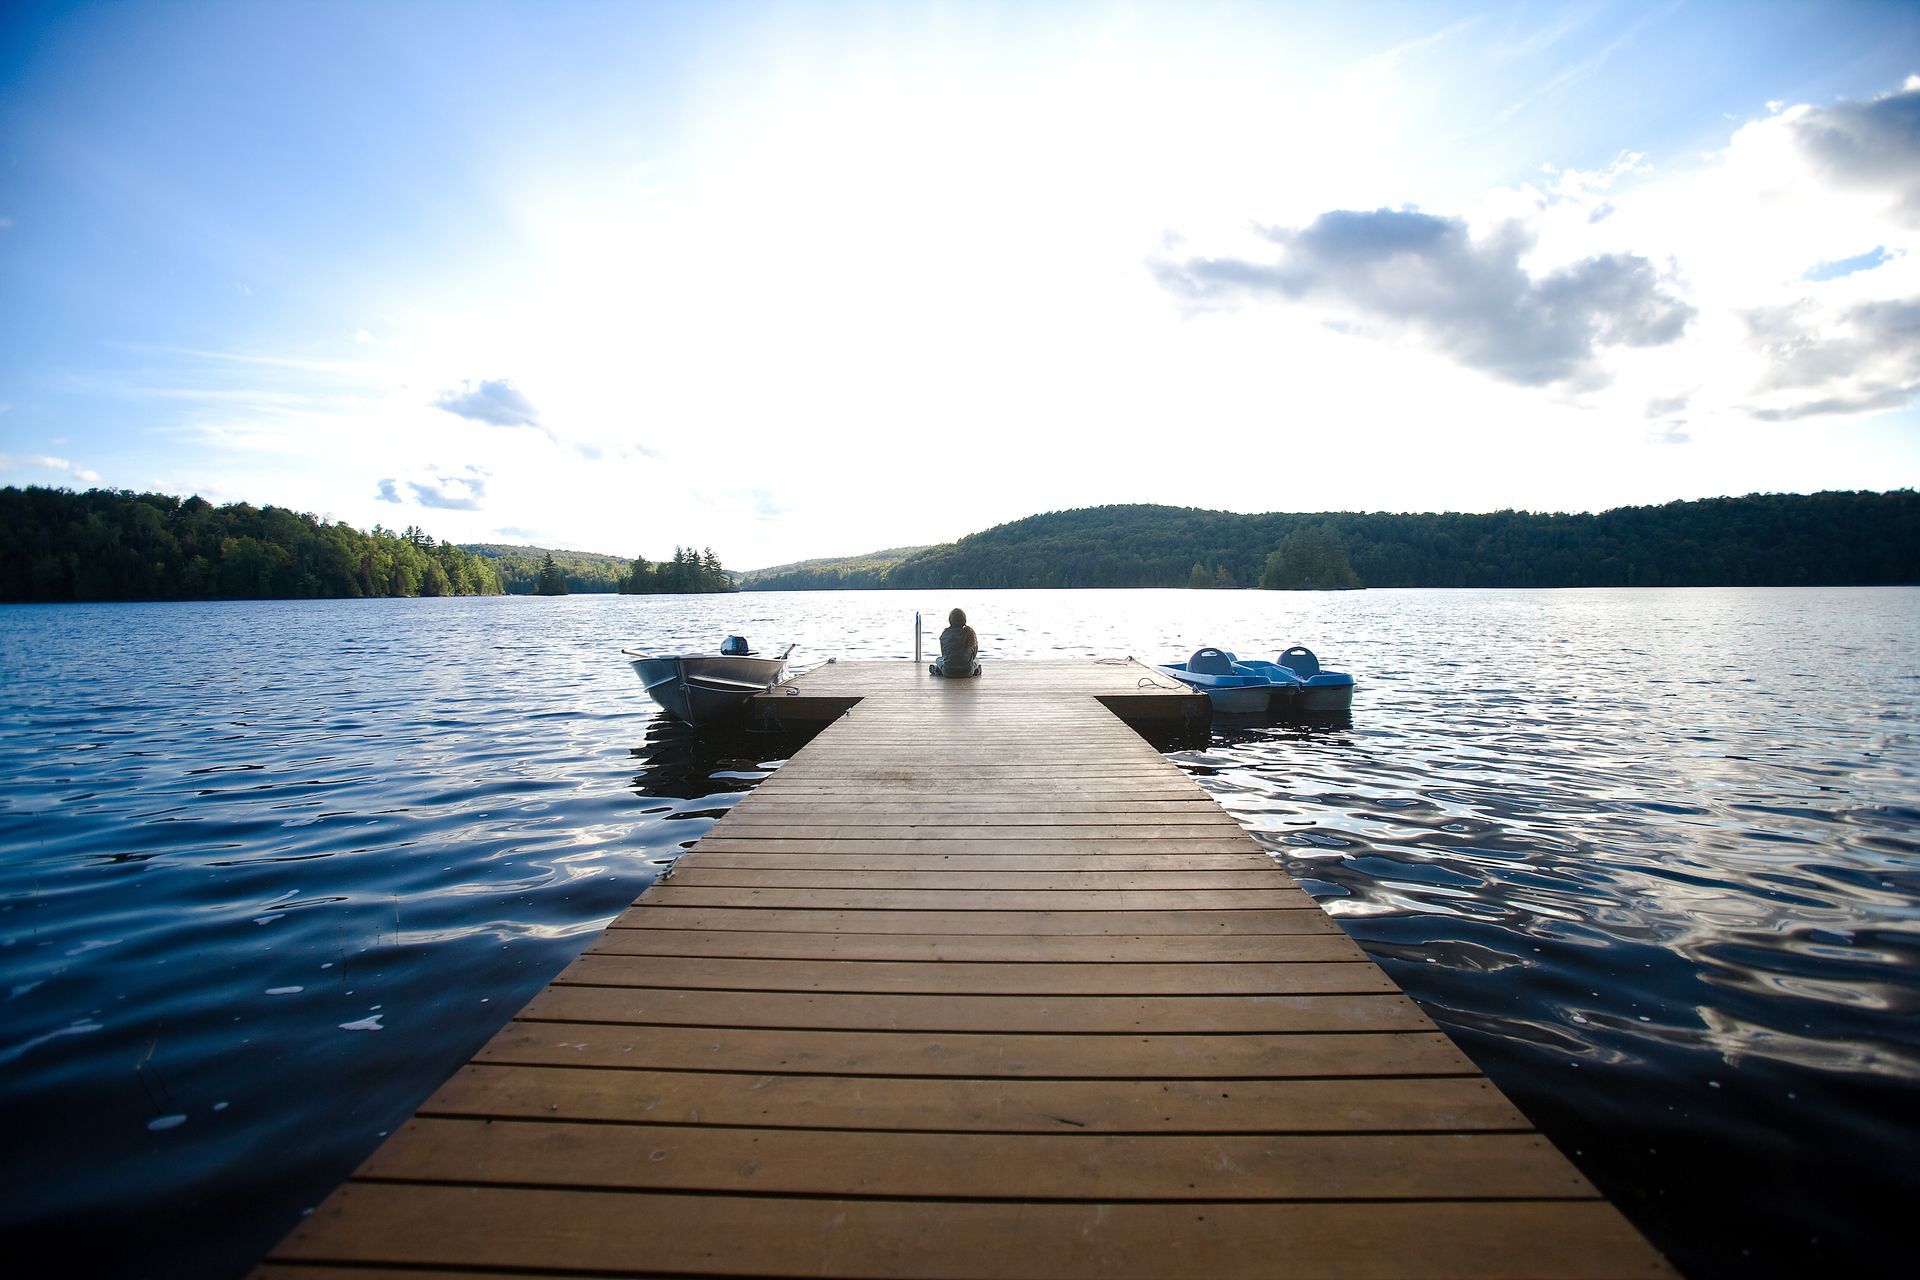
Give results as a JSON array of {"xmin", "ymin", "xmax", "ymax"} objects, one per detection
[
  {"xmin": 1237, "ymin": 645, "xmax": 1356, "ymax": 712},
  {"xmin": 1159, "ymin": 645, "xmax": 1356, "ymax": 715},
  {"xmin": 1155, "ymin": 646, "xmax": 1298, "ymax": 714}
]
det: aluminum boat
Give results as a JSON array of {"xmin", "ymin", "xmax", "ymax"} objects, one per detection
[{"xmin": 623, "ymin": 636, "xmax": 793, "ymax": 726}]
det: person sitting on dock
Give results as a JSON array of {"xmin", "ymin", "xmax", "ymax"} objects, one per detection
[{"xmin": 931, "ymin": 607, "xmax": 980, "ymax": 678}]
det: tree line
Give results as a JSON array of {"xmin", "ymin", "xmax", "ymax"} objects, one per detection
[
  {"xmin": 617, "ymin": 546, "xmax": 734, "ymax": 594},
  {"xmin": 463, "ymin": 543, "xmax": 735, "ymax": 594},
  {"xmin": 742, "ymin": 491, "xmax": 1919, "ymax": 591},
  {"xmin": 736, "ymin": 546, "xmax": 931, "ymax": 591},
  {"xmin": 1, "ymin": 486, "xmax": 504, "ymax": 601},
  {"xmin": 462, "ymin": 543, "xmax": 630, "ymax": 593}
]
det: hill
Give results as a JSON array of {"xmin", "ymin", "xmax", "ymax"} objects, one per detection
[
  {"xmin": 741, "ymin": 492, "xmax": 1920, "ymax": 591},
  {"xmin": 738, "ymin": 546, "xmax": 933, "ymax": 590},
  {"xmin": 1, "ymin": 486, "xmax": 504, "ymax": 601},
  {"xmin": 461, "ymin": 543, "xmax": 736, "ymax": 595},
  {"xmin": 461, "ymin": 543, "xmax": 632, "ymax": 593}
]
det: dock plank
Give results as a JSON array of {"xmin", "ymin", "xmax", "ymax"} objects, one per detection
[
  {"xmin": 605, "ymin": 906, "xmax": 1343, "ymax": 934},
  {"xmin": 357, "ymin": 1118, "xmax": 1595, "ymax": 1200},
  {"xmin": 636, "ymin": 886, "xmax": 1312, "ymax": 910},
  {"xmin": 476, "ymin": 1019, "xmax": 1480, "ymax": 1077},
  {"xmin": 517, "ymin": 987, "xmax": 1427, "ymax": 1033},
  {"xmin": 673, "ymin": 851, "xmax": 1281, "ymax": 870},
  {"xmin": 552, "ymin": 953, "xmax": 1397, "ymax": 994},
  {"xmin": 662, "ymin": 867, "xmax": 1297, "ymax": 889},
  {"xmin": 420, "ymin": 1065, "xmax": 1533, "ymax": 1132},
  {"xmin": 584, "ymin": 927, "xmax": 1363, "ymax": 961},
  {"xmin": 266, "ymin": 1188, "xmax": 1672, "ymax": 1279},
  {"xmin": 257, "ymin": 659, "xmax": 1673, "ymax": 1278}
]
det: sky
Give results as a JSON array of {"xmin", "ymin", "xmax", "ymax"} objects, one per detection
[{"xmin": 1, "ymin": 1, "xmax": 1917, "ymax": 570}]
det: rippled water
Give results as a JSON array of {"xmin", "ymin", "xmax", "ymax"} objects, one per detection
[{"xmin": 2, "ymin": 588, "xmax": 1915, "ymax": 1277}]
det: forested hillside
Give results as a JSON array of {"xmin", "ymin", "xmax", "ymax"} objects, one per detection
[
  {"xmin": 1, "ymin": 486, "xmax": 503, "ymax": 601},
  {"xmin": 464, "ymin": 543, "xmax": 735, "ymax": 594},
  {"xmin": 462, "ymin": 543, "xmax": 630, "ymax": 593},
  {"xmin": 744, "ymin": 491, "xmax": 1920, "ymax": 591},
  {"xmin": 738, "ymin": 546, "xmax": 931, "ymax": 590}
]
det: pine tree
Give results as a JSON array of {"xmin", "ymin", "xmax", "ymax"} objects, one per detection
[
  {"xmin": 618, "ymin": 554, "xmax": 654, "ymax": 594},
  {"xmin": 1261, "ymin": 525, "xmax": 1360, "ymax": 590},
  {"xmin": 535, "ymin": 552, "xmax": 568, "ymax": 595}
]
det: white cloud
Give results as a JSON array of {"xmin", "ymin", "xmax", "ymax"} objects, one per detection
[
  {"xmin": 1789, "ymin": 77, "xmax": 1920, "ymax": 226},
  {"xmin": 1646, "ymin": 421, "xmax": 1691, "ymax": 445},
  {"xmin": 406, "ymin": 470, "xmax": 487, "ymax": 510},
  {"xmin": 434, "ymin": 378, "xmax": 540, "ymax": 429},
  {"xmin": 1744, "ymin": 299, "xmax": 1920, "ymax": 421},
  {"xmin": 0, "ymin": 452, "xmax": 100, "ymax": 485},
  {"xmin": 1155, "ymin": 208, "xmax": 1692, "ymax": 387},
  {"xmin": 1154, "ymin": 76, "xmax": 1920, "ymax": 435},
  {"xmin": 354, "ymin": 329, "xmax": 377, "ymax": 344}
]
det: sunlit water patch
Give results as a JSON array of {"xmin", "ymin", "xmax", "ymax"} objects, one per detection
[{"xmin": 1, "ymin": 588, "xmax": 1916, "ymax": 1277}]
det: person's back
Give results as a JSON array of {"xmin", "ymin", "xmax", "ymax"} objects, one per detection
[{"xmin": 934, "ymin": 607, "xmax": 979, "ymax": 677}]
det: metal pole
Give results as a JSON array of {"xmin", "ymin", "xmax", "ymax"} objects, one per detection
[{"xmin": 914, "ymin": 611, "xmax": 922, "ymax": 664}]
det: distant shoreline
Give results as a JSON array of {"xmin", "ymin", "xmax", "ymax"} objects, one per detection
[
  {"xmin": 739, "ymin": 492, "xmax": 1920, "ymax": 592},
  {"xmin": 11, "ymin": 581, "xmax": 1920, "ymax": 609}
]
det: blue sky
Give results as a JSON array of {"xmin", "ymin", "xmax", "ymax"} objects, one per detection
[{"xmin": 2, "ymin": 1, "xmax": 1917, "ymax": 567}]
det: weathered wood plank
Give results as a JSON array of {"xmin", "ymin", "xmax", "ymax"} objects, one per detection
[
  {"xmin": 717, "ymin": 809, "xmax": 1240, "ymax": 826},
  {"xmin": 478, "ymin": 1024, "xmax": 1473, "ymax": 1078},
  {"xmin": 697, "ymin": 825, "xmax": 1245, "ymax": 841},
  {"xmin": 636, "ymin": 886, "xmax": 1313, "ymax": 910},
  {"xmin": 362, "ymin": 1118, "xmax": 1597, "ymax": 1200},
  {"xmin": 553, "ymin": 953, "xmax": 1398, "ymax": 995},
  {"xmin": 421, "ymin": 1065, "xmax": 1532, "ymax": 1132},
  {"xmin": 663, "ymin": 868, "xmax": 1294, "ymax": 890},
  {"xmin": 751, "ymin": 784, "xmax": 1209, "ymax": 797},
  {"xmin": 269, "ymin": 1187, "xmax": 1675, "ymax": 1278},
  {"xmin": 677, "ymin": 836, "xmax": 1267, "ymax": 854},
  {"xmin": 675, "ymin": 851, "xmax": 1280, "ymax": 871},
  {"xmin": 586, "ymin": 928, "xmax": 1360, "ymax": 962},
  {"xmin": 603, "ymin": 906, "xmax": 1343, "ymax": 935},
  {"xmin": 520, "ymin": 987, "xmax": 1421, "ymax": 1033},
  {"xmin": 711, "ymin": 795, "xmax": 1223, "ymax": 807}
]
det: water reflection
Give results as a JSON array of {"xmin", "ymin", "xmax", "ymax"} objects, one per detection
[{"xmin": 625, "ymin": 716, "xmax": 812, "ymax": 802}]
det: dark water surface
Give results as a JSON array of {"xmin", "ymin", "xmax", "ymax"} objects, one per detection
[{"xmin": 1, "ymin": 588, "xmax": 1915, "ymax": 1277}]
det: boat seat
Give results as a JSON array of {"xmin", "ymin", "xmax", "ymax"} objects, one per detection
[
  {"xmin": 1277, "ymin": 645, "xmax": 1320, "ymax": 677},
  {"xmin": 1188, "ymin": 647, "xmax": 1236, "ymax": 676}
]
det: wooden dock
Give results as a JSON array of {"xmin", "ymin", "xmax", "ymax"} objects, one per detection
[{"xmin": 259, "ymin": 660, "xmax": 1673, "ymax": 1278}]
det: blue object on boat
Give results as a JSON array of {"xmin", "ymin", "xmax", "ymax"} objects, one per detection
[
  {"xmin": 1187, "ymin": 646, "xmax": 1236, "ymax": 676},
  {"xmin": 720, "ymin": 635, "xmax": 753, "ymax": 656},
  {"xmin": 1278, "ymin": 645, "xmax": 1320, "ymax": 677}
]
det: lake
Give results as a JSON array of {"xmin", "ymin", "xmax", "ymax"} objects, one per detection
[{"xmin": 2, "ymin": 587, "xmax": 1915, "ymax": 1277}]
